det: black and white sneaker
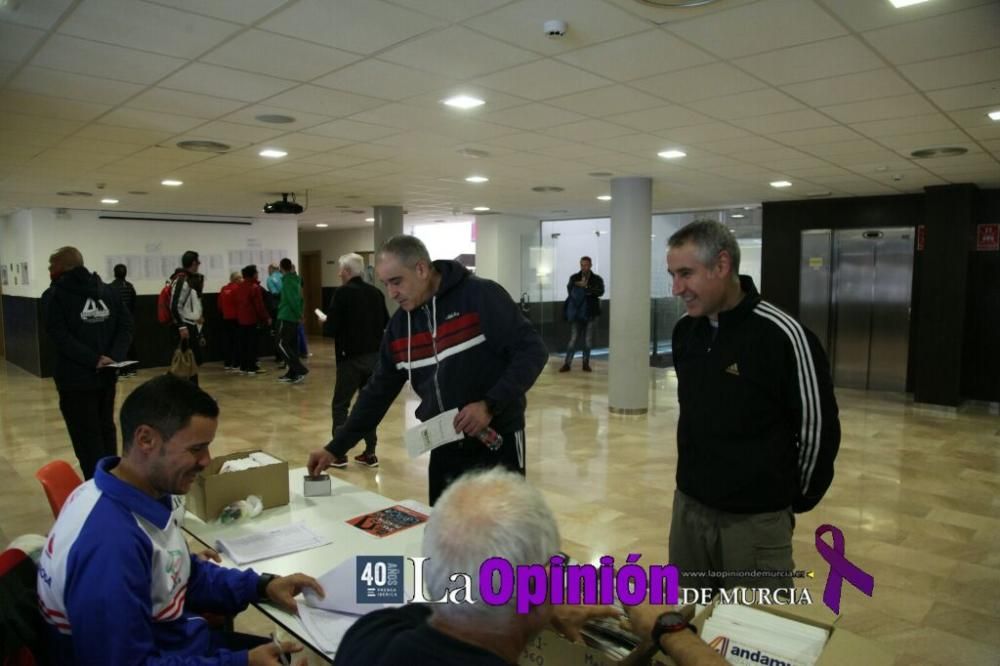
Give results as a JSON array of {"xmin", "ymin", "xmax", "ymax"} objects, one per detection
[
  {"xmin": 278, "ymin": 374, "xmax": 293, "ymax": 383},
  {"xmin": 289, "ymin": 375, "xmax": 306, "ymax": 384}
]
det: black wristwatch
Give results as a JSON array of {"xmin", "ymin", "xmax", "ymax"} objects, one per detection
[
  {"xmin": 651, "ymin": 611, "xmax": 696, "ymax": 650},
  {"xmin": 256, "ymin": 573, "xmax": 278, "ymax": 602}
]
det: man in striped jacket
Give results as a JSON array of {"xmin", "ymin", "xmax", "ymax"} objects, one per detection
[{"xmin": 666, "ymin": 220, "xmax": 840, "ymax": 593}]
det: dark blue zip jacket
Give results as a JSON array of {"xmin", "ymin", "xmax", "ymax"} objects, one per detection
[{"xmin": 327, "ymin": 261, "xmax": 548, "ymax": 455}]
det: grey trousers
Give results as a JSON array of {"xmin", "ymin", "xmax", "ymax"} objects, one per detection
[{"xmin": 668, "ymin": 489, "xmax": 795, "ymax": 592}]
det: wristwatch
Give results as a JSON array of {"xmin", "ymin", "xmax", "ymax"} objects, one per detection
[
  {"xmin": 651, "ymin": 610, "xmax": 696, "ymax": 650},
  {"xmin": 256, "ymin": 573, "xmax": 278, "ymax": 602}
]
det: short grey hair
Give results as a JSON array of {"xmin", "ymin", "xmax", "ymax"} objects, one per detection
[
  {"xmin": 668, "ymin": 218, "xmax": 741, "ymax": 274},
  {"xmin": 337, "ymin": 253, "xmax": 364, "ymax": 276},
  {"xmin": 423, "ymin": 469, "xmax": 560, "ymax": 631},
  {"xmin": 378, "ymin": 234, "xmax": 431, "ymax": 269}
]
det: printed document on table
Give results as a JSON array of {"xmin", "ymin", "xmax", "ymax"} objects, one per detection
[
  {"xmin": 215, "ymin": 522, "xmax": 329, "ymax": 565},
  {"xmin": 404, "ymin": 408, "xmax": 463, "ymax": 458},
  {"xmin": 298, "ymin": 605, "xmax": 356, "ymax": 656},
  {"xmin": 303, "ymin": 555, "xmax": 412, "ymax": 616}
]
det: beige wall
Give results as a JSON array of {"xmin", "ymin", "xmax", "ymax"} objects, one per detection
[{"xmin": 299, "ymin": 227, "xmax": 375, "ymax": 287}]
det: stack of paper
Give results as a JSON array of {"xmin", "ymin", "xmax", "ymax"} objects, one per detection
[
  {"xmin": 214, "ymin": 522, "xmax": 329, "ymax": 565},
  {"xmin": 218, "ymin": 451, "xmax": 283, "ymax": 474},
  {"xmin": 700, "ymin": 603, "xmax": 828, "ymax": 666}
]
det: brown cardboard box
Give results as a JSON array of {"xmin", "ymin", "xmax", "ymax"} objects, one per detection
[
  {"xmin": 185, "ymin": 449, "xmax": 289, "ymax": 521},
  {"xmin": 518, "ymin": 602, "xmax": 893, "ymax": 666}
]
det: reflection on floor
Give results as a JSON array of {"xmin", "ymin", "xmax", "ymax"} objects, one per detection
[{"xmin": 1, "ymin": 336, "xmax": 998, "ymax": 665}]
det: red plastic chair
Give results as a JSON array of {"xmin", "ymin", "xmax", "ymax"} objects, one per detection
[{"xmin": 34, "ymin": 461, "xmax": 83, "ymax": 518}]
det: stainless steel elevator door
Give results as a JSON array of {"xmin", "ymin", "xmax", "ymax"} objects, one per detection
[{"xmin": 830, "ymin": 228, "xmax": 914, "ymax": 391}]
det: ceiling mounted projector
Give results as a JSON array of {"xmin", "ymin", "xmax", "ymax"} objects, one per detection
[{"xmin": 263, "ymin": 192, "xmax": 303, "ymax": 215}]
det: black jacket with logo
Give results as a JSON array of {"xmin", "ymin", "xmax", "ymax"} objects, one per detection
[
  {"xmin": 672, "ymin": 276, "xmax": 840, "ymax": 514},
  {"xmin": 43, "ymin": 266, "xmax": 133, "ymax": 391},
  {"xmin": 327, "ymin": 261, "xmax": 548, "ymax": 456},
  {"xmin": 323, "ymin": 276, "xmax": 388, "ymax": 359},
  {"xmin": 566, "ymin": 270, "xmax": 605, "ymax": 319}
]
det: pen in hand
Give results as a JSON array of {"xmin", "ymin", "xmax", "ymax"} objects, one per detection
[{"xmin": 271, "ymin": 632, "xmax": 290, "ymax": 666}]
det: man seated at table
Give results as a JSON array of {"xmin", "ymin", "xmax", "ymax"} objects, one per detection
[
  {"xmin": 334, "ymin": 468, "xmax": 725, "ymax": 666},
  {"xmin": 37, "ymin": 374, "xmax": 324, "ymax": 665}
]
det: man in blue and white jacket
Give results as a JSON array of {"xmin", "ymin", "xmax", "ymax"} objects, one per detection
[
  {"xmin": 307, "ymin": 235, "xmax": 548, "ymax": 505},
  {"xmin": 37, "ymin": 374, "xmax": 323, "ymax": 665}
]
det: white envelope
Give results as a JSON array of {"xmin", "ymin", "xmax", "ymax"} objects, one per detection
[{"xmin": 404, "ymin": 408, "xmax": 464, "ymax": 458}]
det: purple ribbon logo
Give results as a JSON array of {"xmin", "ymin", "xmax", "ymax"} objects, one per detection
[{"xmin": 815, "ymin": 524, "xmax": 874, "ymax": 614}]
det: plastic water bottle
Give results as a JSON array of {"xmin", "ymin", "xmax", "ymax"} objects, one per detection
[{"xmin": 476, "ymin": 427, "xmax": 503, "ymax": 451}]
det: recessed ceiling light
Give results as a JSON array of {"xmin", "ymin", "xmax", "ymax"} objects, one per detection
[
  {"xmin": 100, "ymin": 198, "xmax": 119, "ymax": 204},
  {"xmin": 315, "ymin": 223, "xmax": 328, "ymax": 228},
  {"xmin": 731, "ymin": 213, "xmax": 745, "ymax": 219},
  {"xmin": 465, "ymin": 175, "xmax": 489, "ymax": 183},
  {"xmin": 255, "ymin": 114, "xmax": 296, "ymax": 124},
  {"xmin": 259, "ymin": 149, "xmax": 287, "ymax": 158},
  {"xmin": 989, "ymin": 110, "xmax": 1000, "ymax": 121},
  {"xmin": 888, "ymin": 0, "xmax": 930, "ymax": 7},
  {"xmin": 597, "ymin": 195, "xmax": 612, "ymax": 201},
  {"xmin": 770, "ymin": 180, "xmax": 792, "ymax": 188},
  {"xmin": 657, "ymin": 149, "xmax": 687, "ymax": 159},
  {"xmin": 473, "ymin": 206, "xmax": 491, "ymax": 212},
  {"xmin": 161, "ymin": 179, "xmax": 183, "ymax": 187},
  {"xmin": 443, "ymin": 95, "xmax": 485, "ymax": 110},
  {"xmin": 365, "ymin": 217, "xmax": 375, "ymax": 222}
]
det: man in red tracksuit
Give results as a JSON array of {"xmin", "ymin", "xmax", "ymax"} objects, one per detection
[
  {"xmin": 235, "ymin": 265, "xmax": 270, "ymax": 375},
  {"xmin": 218, "ymin": 271, "xmax": 241, "ymax": 372}
]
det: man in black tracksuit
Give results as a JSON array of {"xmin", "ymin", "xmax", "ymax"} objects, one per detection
[
  {"xmin": 43, "ymin": 247, "xmax": 132, "ymax": 479},
  {"xmin": 110, "ymin": 263, "xmax": 137, "ymax": 377},
  {"xmin": 667, "ymin": 220, "xmax": 839, "ymax": 592},
  {"xmin": 321, "ymin": 253, "xmax": 388, "ymax": 468},
  {"xmin": 308, "ymin": 235, "xmax": 548, "ymax": 504}
]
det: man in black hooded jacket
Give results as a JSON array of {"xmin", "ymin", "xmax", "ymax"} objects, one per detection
[
  {"xmin": 43, "ymin": 246, "xmax": 132, "ymax": 479},
  {"xmin": 307, "ymin": 235, "xmax": 548, "ymax": 504}
]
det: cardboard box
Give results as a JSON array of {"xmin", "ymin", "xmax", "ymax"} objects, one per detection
[
  {"xmin": 186, "ymin": 449, "xmax": 289, "ymax": 521},
  {"xmin": 518, "ymin": 602, "xmax": 893, "ymax": 666}
]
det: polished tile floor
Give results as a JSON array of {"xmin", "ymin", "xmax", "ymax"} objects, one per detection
[{"xmin": 2, "ymin": 337, "xmax": 998, "ymax": 665}]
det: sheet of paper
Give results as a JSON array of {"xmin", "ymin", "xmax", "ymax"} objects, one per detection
[
  {"xmin": 404, "ymin": 408, "xmax": 463, "ymax": 458},
  {"xmin": 314, "ymin": 308, "xmax": 327, "ymax": 321},
  {"xmin": 298, "ymin": 605, "xmax": 356, "ymax": 655},
  {"xmin": 106, "ymin": 360, "xmax": 139, "ymax": 368},
  {"xmin": 215, "ymin": 522, "xmax": 329, "ymax": 565},
  {"xmin": 303, "ymin": 555, "xmax": 410, "ymax": 616}
]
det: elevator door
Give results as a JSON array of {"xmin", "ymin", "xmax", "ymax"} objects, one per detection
[
  {"xmin": 799, "ymin": 228, "xmax": 914, "ymax": 392},
  {"xmin": 832, "ymin": 228, "xmax": 914, "ymax": 391}
]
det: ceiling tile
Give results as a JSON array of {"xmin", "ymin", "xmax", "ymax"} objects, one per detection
[
  {"xmin": 0, "ymin": 0, "xmax": 73, "ymax": 30},
  {"xmin": 59, "ymin": 0, "xmax": 240, "ymax": 58},
  {"xmin": 31, "ymin": 34, "xmax": 186, "ymax": 85},
  {"xmin": 878, "ymin": 130, "xmax": 978, "ymax": 153},
  {"xmin": 10, "ymin": 66, "xmax": 145, "ymax": 105},
  {"xmin": 0, "ymin": 21, "xmax": 45, "ymax": 61},
  {"xmin": 801, "ymin": 139, "xmax": 886, "ymax": 158},
  {"xmin": 690, "ymin": 88, "xmax": 805, "ymax": 121},
  {"xmin": 303, "ymin": 119, "xmax": 400, "ymax": 142},
  {"xmin": 125, "ymin": 88, "xmax": 247, "ymax": 119},
  {"xmin": 379, "ymin": 26, "xmax": 537, "ymax": 79},
  {"xmin": 926, "ymin": 80, "xmax": 1000, "ymax": 112},
  {"xmin": 268, "ymin": 132, "xmax": 356, "ymax": 152},
  {"xmin": 851, "ymin": 113, "xmax": 958, "ymax": 138},
  {"xmin": 147, "ymin": 0, "xmax": 290, "ymax": 24},
  {"xmin": 862, "ymin": 4, "xmax": 1000, "ymax": 65},
  {"xmin": 99, "ymin": 108, "xmax": 205, "ymax": 134},
  {"xmin": 547, "ymin": 85, "xmax": 664, "ymax": 117},
  {"xmin": 946, "ymin": 106, "xmax": 1000, "ymax": 130},
  {"xmin": 0, "ymin": 91, "xmax": 110, "ymax": 122},
  {"xmin": 202, "ymin": 29, "xmax": 360, "ymax": 81},
  {"xmin": 545, "ymin": 119, "xmax": 635, "ymax": 142},
  {"xmin": 261, "ymin": 0, "xmax": 443, "ymax": 56},
  {"xmin": 769, "ymin": 126, "xmax": 865, "ymax": 147},
  {"xmin": 220, "ymin": 105, "xmax": 333, "ymax": 132},
  {"xmin": 731, "ymin": 109, "xmax": 836, "ymax": 134},
  {"xmin": 665, "ymin": 0, "xmax": 846, "ymax": 60},
  {"xmin": 483, "ymin": 103, "xmax": 587, "ymax": 131},
  {"xmin": 313, "ymin": 60, "xmax": 450, "ymax": 101},
  {"xmin": 178, "ymin": 120, "xmax": 284, "ymax": 144},
  {"xmin": 473, "ymin": 59, "xmax": 609, "ymax": 101},
  {"xmin": 734, "ymin": 36, "xmax": 883, "ymax": 87},
  {"xmin": 630, "ymin": 62, "xmax": 765, "ymax": 104},
  {"xmin": 76, "ymin": 124, "xmax": 175, "ymax": 146},
  {"xmin": 382, "ymin": 0, "xmax": 510, "ymax": 22},
  {"xmin": 463, "ymin": 0, "xmax": 650, "ymax": 56},
  {"xmin": 821, "ymin": 94, "xmax": 937, "ymax": 124},
  {"xmin": 653, "ymin": 122, "xmax": 751, "ymax": 145},
  {"xmin": 698, "ymin": 136, "xmax": 789, "ymax": 155},
  {"xmin": 555, "ymin": 29, "xmax": 715, "ymax": 82},
  {"xmin": 781, "ymin": 69, "xmax": 915, "ymax": 107},
  {"xmin": 605, "ymin": 105, "xmax": 713, "ymax": 133},
  {"xmin": 160, "ymin": 63, "xmax": 296, "ymax": 102},
  {"xmin": 818, "ymin": 0, "xmax": 995, "ymax": 33},
  {"xmin": 274, "ymin": 85, "xmax": 384, "ymax": 118},
  {"xmin": 899, "ymin": 48, "xmax": 1000, "ymax": 91}
]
